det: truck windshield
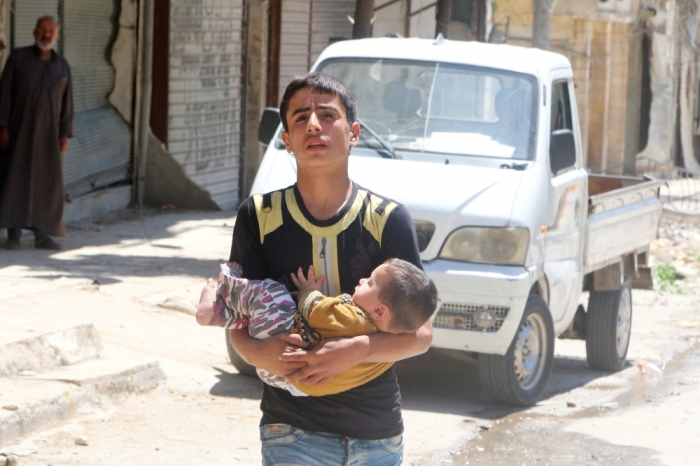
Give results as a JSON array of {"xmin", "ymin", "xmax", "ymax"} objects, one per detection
[{"xmin": 318, "ymin": 58, "xmax": 538, "ymax": 160}]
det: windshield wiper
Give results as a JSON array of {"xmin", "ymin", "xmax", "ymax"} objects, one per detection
[
  {"xmin": 499, "ymin": 162, "xmax": 530, "ymax": 171},
  {"xmin": 357, "ymin": 118, "xmax": 398, "ymax": 159}
]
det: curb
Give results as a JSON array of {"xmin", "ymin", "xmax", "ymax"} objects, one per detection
[
  {"xmin": 0, "ymin": 324, "xmax": 102, "ymax": 378},
  {"xmin": 0, "ymin": 359, "xmax": 165, "ymax": 446}
]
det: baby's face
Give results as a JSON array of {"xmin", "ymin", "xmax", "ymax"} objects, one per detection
[{"xmin": 352, "ymin": 264, "xmax": 389, "ymax": 317}]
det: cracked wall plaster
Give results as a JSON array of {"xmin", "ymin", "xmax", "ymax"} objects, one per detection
[{"xmin": 109, "ymin": 0, "xmax": 137, "ymax": 124}]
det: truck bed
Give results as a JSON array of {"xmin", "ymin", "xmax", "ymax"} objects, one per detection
[{"xmin": 583, "ymin": 174, "xmax": 663, "ymax": 274}]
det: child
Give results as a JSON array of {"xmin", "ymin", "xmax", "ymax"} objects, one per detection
[{"xmin": 197, "ymin": 258, "xmax": 438, "ymax": 396}]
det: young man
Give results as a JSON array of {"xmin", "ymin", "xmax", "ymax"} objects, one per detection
[{"xmin": 228, "ymin": 72, "xmax": 432, "ymax": 465}]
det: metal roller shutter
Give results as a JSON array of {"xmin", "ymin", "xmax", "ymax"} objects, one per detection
[
  {"xmin": 169, "ymin": 0, "xmax": 244, "ymax": 210},
  {"xmin": 61, "ymin": 0, "xmax": 132, "ymax": 199},
  {"xmin": 279, "ymin": 0, "xmax": 311, "ymax": 103},
  {"xmin": 278, "ymin": 0, "xmax": 354, "ymax": 104},
  {"xmin": 11, "ymin": 0, "xmax": 59, "ymax": 49},
  {"xmin": 310, "ymin": 0, "xmax": 353, "ymax": 64}
]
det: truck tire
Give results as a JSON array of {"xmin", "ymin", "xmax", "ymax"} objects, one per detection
[
  {"xmin": 478, "ymin": 295, "xmax": 554, "ymax": 406},
  {"xmin": 585, "ymin": 278, "xmax": 632, "ymax": 372},
  {"xmin": 225, "ymin": 329, "xmax": 257, "ymax": 377}
]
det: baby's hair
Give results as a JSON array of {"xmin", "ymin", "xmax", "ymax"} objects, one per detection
[{"xmin": 378, "ymin": 259, "xmax": 438, "ymax": 333}]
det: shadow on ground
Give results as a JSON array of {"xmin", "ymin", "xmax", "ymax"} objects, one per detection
[
  {"xmin": 202, "ymin": 346, "xmax": 621, "ymax": 415},
  {"xmin": 395, "ymin": 347, "xmax": 617, "ymax": 419},
  {"xmin": 0, "ymin": 210, "xmax": 236, "ymax": 282},
  {"xmin": 209, "ymin": 366, "xmax": 264, "ymax": 399}
]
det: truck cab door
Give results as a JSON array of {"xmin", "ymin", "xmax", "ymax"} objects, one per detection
[{"xmin": 543, "ymin": 78, "xmax": 587, "ymax": 325}]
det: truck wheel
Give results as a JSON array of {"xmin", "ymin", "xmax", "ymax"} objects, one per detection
[
  {"xmin": 478, "ymin": 295, "xmax": 554, "ymax": 406},
  {"xmin": 585, "ymin": 278, "xmax": 632, "ymax": 371},
  {"xmin": 225, "ymin": 329, "xmax": 257, "ymax": 377}
]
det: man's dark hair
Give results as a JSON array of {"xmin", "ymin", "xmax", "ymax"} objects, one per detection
[
  {"xmin": 279, "ymin": 72, "xmax": 358, "ymax": 132},
  {"xmin": 378, "ymin": 258, "xmax": 439, "ymax": 333}
]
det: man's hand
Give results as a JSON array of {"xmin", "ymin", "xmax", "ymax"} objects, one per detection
[
  {"xmin": 231, "ymin": 329, "xmax": 309, "ymax": 378},
  {"xmin": 280, "ymin": 320, "xmax": 434, "ymax": 385},
  {"xmin": 289, "ymin": 265, "xmax": 325, "ymax": 294},
  {"xmin": 59, "ymin": 136, "xmax": 68, "ymax": 155},
  {"xmin": 280, "ymin": 336, "xmax": 370, "ymax": 386},
  {"xmin": 0, "ymin": 127, "xmax": 10, "ymax": 149}
]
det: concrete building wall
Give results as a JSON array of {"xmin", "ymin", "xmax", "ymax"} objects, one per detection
[
  {"xmin": 492, "ymin": 0, "xmax": 645, "ymax": 173},
  {"xmin": 371, "ymin": 0, "xmax": 438, "ymax": 39},
  {"xmin": 109, "ymin": 0, "xmax": 137, "ymax": 124}
]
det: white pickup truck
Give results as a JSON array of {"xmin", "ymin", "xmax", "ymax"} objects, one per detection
[{"xmin": 239, "ymin": 37, "xmax": 663, "ymax": 406}]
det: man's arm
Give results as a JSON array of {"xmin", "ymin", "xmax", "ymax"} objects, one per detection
[
  {"xmin": 230, "ymin": 328, "xmax": 308, "ymax": 377},
  {"xmin": 0, "ymin": 52, "xmax": 15, "ymax": 149},
  {"xmin": 228, "ymin": 197, "xmax": 308, "ymax": 377},
  {"xmin": 281, "ymin": 316, "xmax": 431, "ymax": 385},
  {"xmin": 59, "ymin": 63, "xmax": 74, "ymax": 140},
  {"xmin": 58, "ymin": 63, "xmax": 73, "ymax": 155}
]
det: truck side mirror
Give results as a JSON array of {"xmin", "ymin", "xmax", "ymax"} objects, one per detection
[
  {"xmin": 549, "ymin": 129, "xmax": 576, "ymax": 175},
  {"xmin": 258, "ymin": 108, "xmax": 281, "ymax": 145}
]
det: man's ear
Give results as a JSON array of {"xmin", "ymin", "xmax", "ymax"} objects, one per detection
[
  {"xmin": 349, "ymin": 121, "xmax": 360, "ymax": 147},
  {"xmin": 281, "ymin": 131, "xmax": 292, "ymax": 153}
]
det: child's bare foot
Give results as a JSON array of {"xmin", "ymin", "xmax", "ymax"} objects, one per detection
[{"xmin": 196, "ymin": 278, "xmax": 217, "ymax": 325}]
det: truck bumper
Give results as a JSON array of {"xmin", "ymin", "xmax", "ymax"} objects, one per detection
[{"xmin": 424, "ymin": 260, "xmax": 535, "ymax": 355}]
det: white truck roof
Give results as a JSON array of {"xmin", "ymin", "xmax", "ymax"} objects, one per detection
[{"xmin": 315, "ymin": 37, "xmax": 572, "ymax": 79}]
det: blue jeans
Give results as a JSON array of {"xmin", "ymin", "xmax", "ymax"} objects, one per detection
[{"xmin": 260, "ymin": 424, "xmax": 403, "ymax": 466}]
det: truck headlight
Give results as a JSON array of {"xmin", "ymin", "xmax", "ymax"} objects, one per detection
[{"xmin": 439, "ymin": 227, "xmax": 529, "ymax": 265}]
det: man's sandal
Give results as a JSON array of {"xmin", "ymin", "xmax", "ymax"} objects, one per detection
[
  {"xmin": 34, "ymin": 237, "xmax": 63, "ymax": 250},
  {"xmin": 5, "ymin": 239, "xmax": 20, "ymax": 250}
]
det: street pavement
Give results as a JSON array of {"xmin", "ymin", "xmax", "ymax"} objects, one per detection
[
  {"xmin": 1, "ymin": 210, "xmax": 699, "ymax": 465},
  {"xmin": 0, "ymin": 209, "xmax": 484, "ymax": 465}
]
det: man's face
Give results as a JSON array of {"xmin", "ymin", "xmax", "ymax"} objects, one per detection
[
  {"xmin": 34, "ymin": 19, "xmax": 60, "ymax": 51},
  {"xmin": 352, "ymin": 264, "xmax": 393, "ymax": 333},
  {"xmin": 281, "ymin": 88, "xmax": 360, "ymax": 173}
]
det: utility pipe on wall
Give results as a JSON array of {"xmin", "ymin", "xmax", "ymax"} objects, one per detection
[
  {"xmin": 532, "ymin": 0, "xmax": 551, "ymax": 50},
  {"xmin": 353, "ymin": 0, "xmax": 374, "ymax": 39},
  {"xmin": 133, "ymin": 0, "xmax": 154, "ymax": 210}
]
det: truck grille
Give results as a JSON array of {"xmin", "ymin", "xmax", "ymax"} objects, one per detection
[{"xmin": 433, "ymin": 303, "xmax": 510, "ymax": 332}]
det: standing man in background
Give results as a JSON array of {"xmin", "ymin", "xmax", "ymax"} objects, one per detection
[{"xmin": 0, "ymin": 16, "xmax": 73, "ymax": 250}]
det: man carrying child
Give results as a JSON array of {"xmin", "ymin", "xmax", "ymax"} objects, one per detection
[{"xmin": 207, "ymin": 72, "xmax": 433, "ymax": 465}]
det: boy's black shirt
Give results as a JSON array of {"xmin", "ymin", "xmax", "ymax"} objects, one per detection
[{"xmin": 230, "ymin": 182, "xmax": 422, "ymax": 439}]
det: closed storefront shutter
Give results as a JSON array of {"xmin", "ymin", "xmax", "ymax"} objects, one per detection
[
  {"xmin": 310, "ymin": 0, "xmax": 353, "ymax": 64},
  {"xmin": 169, "ymin": 0, "xmax": 244, "ymax": 210},
  {"xmin": 279, "ymin": 0, "xmax": 311, "ymax": 102},
  {"xmin": 278, "ymin": 0, "xmax": 354, "ymax": 104},
  {"xmin": 62, "ymin": 0, "xmax": 132, "ymax": 199},
  {"xmin": 11, "ymin": 0, "xmax": 59, "ymax": 49}
]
